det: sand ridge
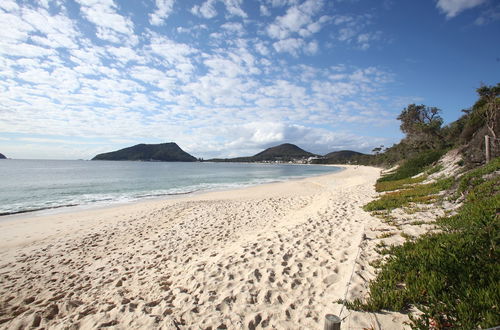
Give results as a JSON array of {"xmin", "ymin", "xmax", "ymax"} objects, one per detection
[{"xmin": 0, "ymin": 165, "xmax": 410, "ymax": 329}]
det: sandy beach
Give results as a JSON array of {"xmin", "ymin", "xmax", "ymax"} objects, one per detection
[{"xmin": 0, "ymin": 165, "xmax": 410, "ymax": 329}]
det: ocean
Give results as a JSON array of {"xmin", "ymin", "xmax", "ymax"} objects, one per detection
[{"xmin": 0, "ymin": 160, "xmax": 341, "ymax": 216}]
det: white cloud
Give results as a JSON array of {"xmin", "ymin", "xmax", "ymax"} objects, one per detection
[
  {"xmin": 191, "ymin": 0, "xmax": 218, "ymax": 19},
  {"xmin": 150, "ymin": 0, "xmax": 175, "ymax": 26},
  {"xmin": 254, "ymin": 41, "xmax": 270, "ymax": 56},
  {"xmin": 0, "ymin": 12, "xmax": 33, "ymax": 42},
  {"xmin": 210, "ymin": 121, "xmax": 385, "ymax": 157},
  {"xmin": 356, "ymin": 31, "xmax": 382, "ymax": 50},
  {"xmin": 0, "ymin": 142, "xmax": 112, "ymax": 160},
  {"xmin": 332, "ymin": 14, "xmax": 382, "ymax": 50},
  {"xmin": 129, "ymin": 66, "xmax": 166, "ymax": 84},
  {"xmin": 0, "ymin": 0, "xmax": 404, "ymax": 160},
  {"xmin": 267, "ymin": 0, "xmax": 326, "ymax": 39},
  {"xmin": 176, "ymin": 24, "xmax": 208, "ymax": 36},
  {"xmin": 273, "ymin": 38, "xmax": 304, "ymax": 56},
  {"xmin": 260, "ymin": 4, "xmax": 271, "ymax": 16},
  {"xmin": 0, "ymin": 5, "xmax": 81, "ymax": 61},
  {"xmin": 0, "ymin": 0, "xmax": 19, "ymax": 12},
  {"xmin": 221, "ymin": 22, "xmax": 245, "ymax": 35},
  {"xmin": 18, "ymin": 137, "xmax": 102, "ymax": 145},
  {"xmin": 106, "ymin": 46, "xmax": 142, "ymax": 63},
  {"xmin": 265, "ymin": 0, "xmax": 299, "ymax": 7},
  {"xmin": 436, "ymin": 0, "xmax": 487, "ymax": 18},
  {"xmin": 222, "ymin": 0, "xmax": 247, "ymax": 18},
  {"xmin": 70, "ymin": 46, "xmax": 104, "ymax": 66},
  {"xmin": 76, "ymin": 0, "xmax": 134, "ymax": 43},
  {"xmin": 305, "ymin": 40, "xmax": 318, "ymax": 55},
  {"xmin": 191, "ymin": 0, "xmax": 247, "ymax": 19},
  {"xmin": 148, "ymin": 34, "xmax": 197, "ymax": 66},
  {"xmin": 0, "ymin": 42, "xmax": 54, "ymax": 57}
]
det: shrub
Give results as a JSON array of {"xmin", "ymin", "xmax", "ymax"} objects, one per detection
[
  {"xmin": 378, "ymin": 150, "xmax": 447, "ymax": 182},
  {"xmin": 353, "ymin": 157, "xmax": 500, "ymax": 329},
  {"xmin": 457, "ymin": 156, "xmax": 500, "ymax": 195}
]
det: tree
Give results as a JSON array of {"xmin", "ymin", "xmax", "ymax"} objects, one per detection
[
  {"xmin": 372, "ymin": 145, "xmax": 384, "ymax": 155},
  {"xmin": 476, "ymin": 83, "xmax": 500, "ymax": 140},
  {"xmin": 397, "ymin": 104, "xmax": 444, "ymax": 149}
]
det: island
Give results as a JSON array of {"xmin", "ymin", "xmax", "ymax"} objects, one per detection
[{"xmin": 92, "ymin": 142, "xmax": 197, "ymax": 162}]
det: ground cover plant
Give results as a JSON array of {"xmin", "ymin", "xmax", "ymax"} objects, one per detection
[
  {"xmin": 375, "ymin": 175, "xmax": 427, "ymax": 193},
  {"xmin": 346, "ymin": 157, "xmax": 500, "ymax": 329},
  {"xmin": 365, "ymin": 177, "xmax": 453, "ymax": 211}
]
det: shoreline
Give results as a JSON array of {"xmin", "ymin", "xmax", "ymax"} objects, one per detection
[
  {"xmin": 0, "ymin": 164, "xmax": 343, "ymax": 221},
  {"xmin": 0, "ymin": 165, "xmax": 410, "ymax": 329}
]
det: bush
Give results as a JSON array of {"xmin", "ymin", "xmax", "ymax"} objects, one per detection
[
  {"xmin": 457, "ymin": 156, "xmax": 500, "ymax": 195},
  {"xmin": 353, "ymin": 157, "xmax": 500, "ymax": 329},
  {"xmin": 378, "ymin": 150, "xmax": 446, "ymax": 182}
]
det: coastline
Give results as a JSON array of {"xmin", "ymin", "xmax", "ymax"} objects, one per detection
[
  {"xmin": 0, "ymin": 165, "xmax": 410, "ymax": 329},
  {"xmin": 0, "ymin": 162, "xmax": 342, "ymax": 220},
  {"xmin": 0, "ymin": 165, "xmax": 344, "ymax": 249}
]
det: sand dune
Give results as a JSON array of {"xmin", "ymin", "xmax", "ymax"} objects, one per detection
[{"xmin": 0, "ymin": 166, "xmax": 410, "ymax": 329}]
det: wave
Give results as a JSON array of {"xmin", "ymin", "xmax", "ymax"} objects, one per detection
[
  {"xmin": 0, "ymin": 167, "xmax": 340, "ymax": 217},
  {"xmin": 0, "ymin": 204, "xmax": 80, "ymax": 217}
]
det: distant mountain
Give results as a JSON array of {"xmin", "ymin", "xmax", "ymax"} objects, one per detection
[
  {"xmin": 92, "ymin": 143, "xmax": 197, "ymax": 162},
  {"xmin": 313, "ymin": 150, "xmax": 372, "ymax": 164},
  {"xmin": 252, "ymin": 143, "xmax": 316, "ymax": 161},
  {"xmin": 0, "ymin": 153, "xmax": 6, "ymax": 159},
  {"xmin": 324, "ymin": 150, "xmax": 365, "ymax": 160},
  {"xmin": 208, "ymin": 143, "xmax": 317, "ymax": 162}
]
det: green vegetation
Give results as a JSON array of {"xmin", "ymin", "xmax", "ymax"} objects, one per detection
[
  {"xmin": 313, "ymin": 150, "xmax": 372, "ymax": 165},
  {"xmin": 397, "ymin": 104, "xmax": 444, "ymax": 150},
  {"xmin": 375, "ymin": 175, "xmax": 427, "ymax": 192},
  {"xmin": 426, "ymin": 164, "xmax": 443, "ymax": 175},
  {"xmin": 320, "ymin": 83, "xmax": 499, "ymax": 167},
  {"xmin": 365, "ymin": 176, "xmax": 453, "ymax": 211},
  {"xmin": 409, "ymin": 220, "xmax": 427, "ymax": 226},
  {"xmin": 457, "ymin": 156, "xmax": 500, "ymax": 196},
  {"xmin": 377, "ymin": 150, "xmax": 446, "ymax": 182},
  {"xmin": 377, "ymin": 232, "xmax": 395, "ymax": 239},
  {"xmin": 349, "ymin": 157, "xmax": 500, "ymax": 329},
  {"xmin": 343, "ymin": 84, "xmax": 499, "ymax": 328}
]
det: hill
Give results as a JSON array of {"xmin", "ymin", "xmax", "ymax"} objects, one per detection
[
  {"xmin": 310, "ymin": 150, "xmax": 372, "ymax": 165},
  {"xmin": 0, "ymin": 153, "xmax": 6, "ymax": 159},
  {"xmin": 92, "ymin": 143, "xmax": 197, "ymax": 162},
  {"xmin": 252, "ymin": 143, "xmax": 316, "ymax": 161},
  {"xmin": 208, "ymin": 143, "xmax": 316, "ymax": 162},
  {"xmin": 323, "ymin": 150, "xmax": 370, "ymax": 163},
  {"xmin": 324, "ymin": 150, "xmax": 364, "ymax": 159}
]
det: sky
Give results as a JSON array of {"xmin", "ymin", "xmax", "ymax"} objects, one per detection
[{"xmin": 0, "ymin": 0, "xmax": 499, "ymax": 160}]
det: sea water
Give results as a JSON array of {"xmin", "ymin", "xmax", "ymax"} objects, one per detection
[{"xmin": 0, "ymin": 160, "xmax": 341, "ymax": 216}]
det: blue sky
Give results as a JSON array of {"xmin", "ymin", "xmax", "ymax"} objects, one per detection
[{"xmin": 0, "ymin": 0, "xmax": 499, "ymax": 159}]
